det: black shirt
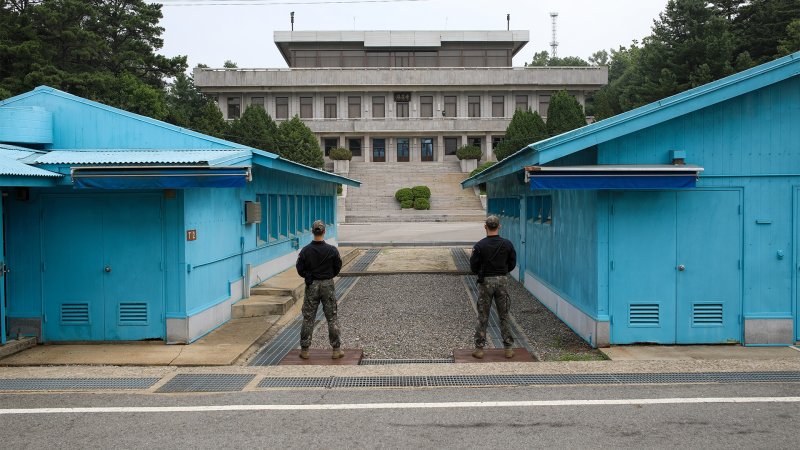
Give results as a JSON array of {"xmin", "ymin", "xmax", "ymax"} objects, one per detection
[
  {"xmin": 470, "ymin": 235, "xmax": 517, "ymax": 277},
  {"xmin": 296, "ymin": 240, "xmax": 342, "ymax": 281}
]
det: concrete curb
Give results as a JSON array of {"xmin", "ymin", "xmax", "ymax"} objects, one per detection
[{"xmin": 339, "ymin": 241, "xmax": 473, "ymax": 247}]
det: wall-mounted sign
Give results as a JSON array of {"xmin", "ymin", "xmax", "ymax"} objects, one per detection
[
  {"xmin": 394, "ymin": 92, "xmax": 411, "ymax": 102},
  {"xmin": 186, "ymin": 229, "xmax": 197, "ymax": 241}
]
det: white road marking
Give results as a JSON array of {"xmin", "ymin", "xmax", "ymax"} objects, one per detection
[
  {"xmin": 1, "ymin": 397, "xmax": 799, "ymax": 415},
  {"xmin": 789, "ymin": 345, "xmax": 800, "ymax": 353}
]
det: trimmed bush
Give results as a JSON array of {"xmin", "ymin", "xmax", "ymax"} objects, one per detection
[
  {"xmin": 400, "ymin": 199, "xmax": 413, "ymax": 209},
  {"xmin": 395, "ymin": 188, "xmax": 414, "ymax": 202},
  {"xmin": 337, "ymin": 184, "xmax": 343, "ymax": 196},
  {"xmin": 329, "ymin": 147, "xmax": 353, "ymax": 160},
  {"xmin": 411, "ymin": 185, "xmax": 431, "ymax": 200},
  {"xmin": 413, "ymin": 198, "xmax": 430, "ymax": 210},
  {"xmin": 455, "ymin": 145, "xmax": 482, "ymax": 160},
  {"xmin": 470, "ymin": 161, "xmax": 497, "ymax": 178}
]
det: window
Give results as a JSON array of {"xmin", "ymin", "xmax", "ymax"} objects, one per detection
[
  {"xmin": 492, "ymin": 136, "xmax": 504, "ymax": 152},
  {"xmin": 415, "ymin": 51, "xmax": 437, "ymax": 67},
  {"xmin": 492, "ymin": 95, "xmax": 505, "ymax": 118},
  {"xmin": 268, "ymin": 194, "xmax": 279, "ymax": 241},
  {"xmin": 348, "ymin": 138, "xmax": 362, "ymax": 157},
  {"xmin": 420, "ymin": 96, "xmax": 433, "ymax": 118},
  {"xmin": 319, "ymin": 51, "xmax": 340, "ymax": 67},
  {"xmin": 487, "ymin": 49, "xmax": 510, "ymax": 67},
  {"xmin": 529, "ymin": 195, "xmax": 553, "ymax": 224},
  {"xmin": 297, "ymin": 196, "xmax": 305, "ymax": 233},
  {"xmin": 372, "ymin": 96, "xmax": 385, "ymax": 118},
  {"xmin": 251, "ymin": 97, "xmax": 265, "ymax": 110},
  {"xmin": 396, "ymin": 102, "xmax": 409, "ymax": 118},
  {"xmin": 444, "ymin": 137, "xmax": 458, "ymax": 156},
  {"xmin": 276, "ymin": 96, "xmax": 288, "ymax": 119},
  {"xmin": 469, "ymin": 137, "xmax": 482, "ymax": 150},
  {"xmin": 324, "ymin": 96, "xmax": 337, "ymax": 119},
  {"xmin": 258, "ymin": 194, "xmax": 268, "ymax": 244},
  {"xmin": 227, "ymin": 97, "xmax": 241, "ymax": 119},
  {"xmin": 394, "ymin": 52, "xmax": 411, "ymax": 67},
  {"xmin": 443, "ymin": 96, "xmax": 457, "ymax": 117},
  {"xmin": 279, "ymin": 195, "xmax": 288, "ymax": 237},
  {"xmin": 342, "ymin": 50, "xmax": 364, "ymax": 67},
  {"xmin": 304, "ymin": 195, "xmax": 312, "ymax": 231},
  {"xmin": 439, "ymin": 50, "xmax": 460, "ymax": 66},
  {"xmin": 300, "ymin": 96, "xmax": 313, "ymax": 118},
  {"xmin": 515, "ymin": 95, "xmax": 528, "ymax": 112},
  {"xmin": 324, "ymin": 138, "xmax": 338, "ymax": 157},
  {"xmin": 463, "ymin": 50, "xmax": 485, "ymax": 67},
  {"xmin": 367, "ymin": 52, "xmax": 390, "ymax": 67},
  {"xmin": 468, "ymin": 96, "xmax": 481, "ymax": 118},
  {"xmin": 538, "ymin": 94, "xmax": 551, "ymax": 117},
  {"xmin": 294, "ymin": 50, "xmax": 317, "ymax": 67},
  {"xmin": 348, "ymin": 96, "xmax": 361, "ymax": 118},
  {"xmin": 396, "ymin": 138, "xmax": 410, "ymax": 162},
  {"xmin": 288, "ymin": 195, "xmax": 296, "ymax": 236}
]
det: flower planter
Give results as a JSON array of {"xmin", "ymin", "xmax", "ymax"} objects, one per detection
[
  {"xmin": 333, "ymin": 159, "xmax": 350, "ymax": 174},
  {"xmin": 460, "ymin": 158, "xmax": 478, "ymax": 173}
]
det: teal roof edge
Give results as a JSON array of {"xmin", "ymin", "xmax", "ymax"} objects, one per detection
[
  {"xmin": 462, "ymin": 50, "xmax": 800, "ymax": 189},
  {"xmin": 251, "ymin": 149, "xmax": 361, "ymax": 187}
]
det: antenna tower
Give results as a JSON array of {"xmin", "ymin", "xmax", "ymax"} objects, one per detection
[{"xmin": 549, "ymin": 12, "xmax": 559, "ymax": 58}]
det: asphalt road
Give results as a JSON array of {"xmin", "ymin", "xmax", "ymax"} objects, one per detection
[{"xmin": 1, "ymin": 382, "xmax": 798, "ymax": 449}]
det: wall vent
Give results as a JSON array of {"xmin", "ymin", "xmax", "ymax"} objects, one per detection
[
  {"xmin": 693, "ymin": 303, "xmax": 723, "ymax": 326},
  {"xmin": 119, "ymin": 302, "xmax": 148, "ymax": 325},
  {"xmin": 60, "ymin": 303, "xmax": 89, "ymax": 324},
  {"xmin": 629, "ymin": 303, "xmax": 660, "ymax": 327}
]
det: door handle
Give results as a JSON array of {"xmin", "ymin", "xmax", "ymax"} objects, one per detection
[
  {"xmin": 104, "ymin": 266, "xmax": 112, "ymax": 273},
  {"xmin": 677, "ymin": 264, "xmax": 686, "ymax": 272}
]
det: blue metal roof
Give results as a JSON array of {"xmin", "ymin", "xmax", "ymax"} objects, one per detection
[
  {"xmin": 34, "ymin": 150, "xmax": 251, "ymax": 166},
  {"xmin": 0, "ymin": 154, "xmax": 61, "ymax": 177},
  {"xmin": 463, "ymin": 51, "xmax": 800, "ymax": 188},
  {"xmin": 251, "ymin": 150, "xmax": 361, "ymax": 187}
]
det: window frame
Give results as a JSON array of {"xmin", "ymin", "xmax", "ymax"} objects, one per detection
[
  {"xmin": 227, "ymin": 97, "xmax": 241, "ymax": 119},
  {"xmin": 348, "ymin": 96, "xmax": 362, "ymax": 119},
  {"xmin": 420, "ymin": 95, "xmax": 433, "ymax": 118},
  {"xmin": 372, "ymin": 96, "xmax": 385, "ymax": 118},
  {"xmin": 515, "ymin": 95, "xmax": 528, "ymax": 112},
  {"xmin": 324, "ymin": 96, "xmax": 337, "ymax": 119},
  {"xmin": 396, "ymin": 101, "xmax": 409, "ymax": 118},
  {"xmin": 443, "ymin": 96, "xmax": 457, "ymax": 117},
  {"xmin": 300, "ymin": 96, "xmax": 313, "ymax": 119},
  {"xmin": 275, "ymin": 96, "xmax": 289, "ymax": 119},
  {"xmin": 492, "ymin": 95, "xmax": 505, "ymax": 118},
  {"xmin": 468, "ymin": 95, "xmax": 481, "ymax": 118}
]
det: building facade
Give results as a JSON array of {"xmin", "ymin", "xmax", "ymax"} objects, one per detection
[
  {"xmin": 464, "ymin": 52, "xmax": 800, "ymax": 347},
  {"xmin": 194, "ymin": 31, "xmax": 608, "ymax": 164}
]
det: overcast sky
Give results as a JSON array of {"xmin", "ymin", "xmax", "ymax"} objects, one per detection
[{"xmin": 158, "ymin": 0, "xmax": 669, "ymax": 69}]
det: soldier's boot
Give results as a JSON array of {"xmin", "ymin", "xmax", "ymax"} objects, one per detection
[
  {"xmin": 331, "ymin": 348, "xmax": 344, "ymax": 359},
  {"xmin": 504, "ymin": 347, "xmax": 514, "ymax": 359},
  {"xmin": 299, "ymin": 348, "xmax": 310, "ymax": 359},
  {"xmin": 472, "ymin": 347, "xmax": 484, "ymax": 359}
]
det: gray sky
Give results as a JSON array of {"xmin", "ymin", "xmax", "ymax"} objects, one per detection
[{"xmin": 158, "ymin": 0, "xmax": 668, "ymax": 69}]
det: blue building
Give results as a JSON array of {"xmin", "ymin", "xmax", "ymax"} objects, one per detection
[
  {"xmin": 463, "ymin": 52, "xmax": 800, "ymax": 347},
  {"xmin": 0, "ymin": 87, "xmax": 358, "ymax": 345}
]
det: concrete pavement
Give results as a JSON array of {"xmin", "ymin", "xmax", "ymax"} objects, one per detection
[
  {"xmin": 337, "ymin": 222, "xmax": 485, "ymax": 246},
  {"xmin": 601, "ymin": 345, "xmax": 800, "ymax": 361}
]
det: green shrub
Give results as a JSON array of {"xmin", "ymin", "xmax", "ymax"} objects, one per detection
[
  {"xmin": 400, "ymin": 199, "xmax": 413, "ymax": 209},
  {"xmin": 413, "ymin": 198, "xmax": 430, "ymax": 210},
  {"xmin": 329, "ymin": 147, "xmax": 353, "ymax": 160},
  {"xmin": 411, "ymin": 185, "xmax": 431, "ymax": 200},
  {"xmin": 395, "ymin": 188, "xmax": 414, "ymax": 202},
  {"xmin": 337, "ymin": 184, "xmax": 343, "ymax": 196},
  {"xmin": 455, "ymin": 145, "xmax": 482, "ymax": 160},
  {"xmin": 470, "ymin": 161, "xmax": 497, "ymax": 178}
]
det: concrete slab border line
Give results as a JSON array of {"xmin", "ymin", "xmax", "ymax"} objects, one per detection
[{"xmin": 339, "ymin": 241, "xmax": 476, "ymax": 247}]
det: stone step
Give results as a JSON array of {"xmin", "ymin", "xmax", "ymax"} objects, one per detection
[
  {"xmin": 346, "ymin": 212, "xmax": 486, "ymax": 223},
  {"xmin": 231, "ymin": 295, "xmax": 295, "ymax": 318}
]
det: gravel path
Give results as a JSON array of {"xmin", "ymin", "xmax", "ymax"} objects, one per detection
[
  {"xmin": 505, "ymin": 278, "xmax": 606, "ymax": 361},
  {"xmin": 310, "ymin": 274, "xmax": 482, "ymax": 359}
]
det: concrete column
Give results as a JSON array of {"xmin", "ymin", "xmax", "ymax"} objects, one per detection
[
  {"xmin": 486, "ymin": 132, "xmax": 495, "ymax": 162},
  {"xmin": 436, "ymin": 135, "xmax": 444, "ymax": 162},
  {"xmin": 412, "ymin": 137, "xmax": 419, "ymax": 162},
  {"xmin": 364, "ymin": 134, "xmax": 371, "ymax": 163},
  {"xmin": 461, "ymin": 134, "xmax": 468, "ymax": 150},
  {"xmin": 339, "ymin": 135, "xmax": 346, "ymax": 148},
  {"xmin": 388, "ymin": 137, "xmax": 395, "ymax": 162},
  {"xmin": 218, "ymin": 96, "xmax": 229, "ymax": 120}
]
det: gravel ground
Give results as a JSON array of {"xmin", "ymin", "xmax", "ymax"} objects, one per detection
[
  {"xmin": 310, "ymin": 274, "xmax": 482, "ymax": 358},
  {"xmin": 505, "ymin": 277, "xmax": 606, "ymax": 362}
]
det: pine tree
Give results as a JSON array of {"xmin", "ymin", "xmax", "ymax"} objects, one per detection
[
  {"xmin": 494, "ymin": 109, "xmax": 548, "ymax": 161},
  {"xmin": 277, "ymin": 116, "xmax": 324, "ymax": 169},
  {"xmin": 228, "ymin": 105, "xmax": 278, "ymax": 151},
  {"xmin": 546, "ymin": 91, "xmax": 586, "ymax": 137}
]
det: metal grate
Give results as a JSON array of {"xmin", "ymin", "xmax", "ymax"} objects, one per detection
[
  {"xmin": 360, "ymin": 359, "xmax": 454, "ymax": 365},
  {"xmin": 333, "ymin": 376, "xmax": 430, "ymax": 388},
  {"xmin": 693, "ymin": 303, "xmax": 724, "ymax": 326},
  {"xmin": 451, "ymin": 248, "xmax": 471, "ymax": 272},
  {"xmin": 0, "ymin": 378, "xmax": 159, "ymax": 391},
  {"xmin": 463, "ymin": 275, "xmax": 533, "ymax": 356},
  {"xmin": 629, "ymin": 303, "xmax": 660, "ymax": 326},
  {"xmin": 156, "ymin": 374, "xmax": 255, "ymax": 393},
  {"xmin": 61, "ymin": 303, "xmax": 89, "ymax": 324},
  {"xmin": 346, "ymin": 249, "xmax": 380, "ymax": 273},
  {"xmin": 258, "ymin": 377, "xmax": 333, "ymax": 388},
  {"xmin": 119, "ymin": 302, "xmax": 148, "ymax": 325}
]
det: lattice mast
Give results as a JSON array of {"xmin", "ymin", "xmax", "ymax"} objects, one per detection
[{"xmin": 549, "ymin": 12, "xmax": 559, "ymax": 58}]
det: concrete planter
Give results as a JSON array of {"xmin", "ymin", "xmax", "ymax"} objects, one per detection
[
  {"xmin": 333, "ymin": 159, "xmax": 350, "ymax": 174},
  {"xmin": 480, "ymin": 194, "xmax": 487, "ymax": 210},
  {"xmin": 460, "ymin": 158, "xmax": 478, "ymax": 173}
]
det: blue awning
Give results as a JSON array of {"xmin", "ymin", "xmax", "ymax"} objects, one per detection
[
  {"xmin": 72, "ymin": 167, "xmax": 250, "ymax": 189},
  {"xmin": 526, "ymin": 165, "xmax": 703, "ymax": 191}
]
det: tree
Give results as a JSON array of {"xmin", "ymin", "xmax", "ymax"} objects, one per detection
[
  {"xmin": 777, "ymin": 19, "xmax": 800, "ymax": 56},
  {"xmin": 546, "ymin": 91, "xmax": 586, "ymax": 137},
  {"xmin": 733, "ymin": 0, "xmax": 800, "ymax": 63},
  {"xmin": 223, "ymin": 60, "xmax": 238, "ymax": 68},
  {"xmin": 276, "ymin": 116, "xmax": 324, "ymax": 169},
  {"xmin": 228, "ymin": 105, "xmax": 278, "ymax": 151},
  {"xmin": 164, "ymin": 72, "xmax": 228, "ymax": 138},
  {"xmin": 589, "ymin": 50, "xmax": 609, "ymax": 66},
  {"xmin": 191, "ymin": 102, "xmax": 229, "ymax": 139},
  {"xmin": 525, "ymin": 50, "xmax": 590, "ymax": 67},
  {"xmin": 494, "ymin": 108, "xmax": 548, "ymax": 161}
]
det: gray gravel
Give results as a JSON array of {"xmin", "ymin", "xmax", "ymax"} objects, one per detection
[
  {"xmin": 310, "ymin": 274, "xmax": 481, "ymax": 358},
  {"xmin": 505, "ymin": 277, "xmax": 606, "ymax": 361}
]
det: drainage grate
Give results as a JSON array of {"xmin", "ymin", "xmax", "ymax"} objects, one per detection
[
  {"xmin": 451, "ymin": 248, "xmax": 471, "ymax": 272},
  {"xmin": 0, "ymin": 378, "xmax": 159, "ymax": 391},
  {"xmin": 360, "ymin": 359, "xmax": 454, "ymax": 365},
  {"xmin": 258, "ymin": 377, "xmax": 333, "ymax": 388},
  {"xmin": 156, "ymin": 374, "xmax": 255, "ymax": 393},
  {"xmin": 347, "ymin": 249, "xmax": 380, "ymax": 273},
  {"xmin": 333, "ymin": 376, "xmax": 430, "ymax": 388}
]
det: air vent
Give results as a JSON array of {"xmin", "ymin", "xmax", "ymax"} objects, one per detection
[
  {"xmin": 119, "ymin": 302, "xmax": 148, "ymax": 325},
  {"xmin": 629, "ymin": 303, "xmax": 660, "ymax": 327},
  {"xmin": 61, "ymin": 303, "xmax": 89, "ymax": 324},
  {"xmin": 693, "ymin": 303, "xmax": 723, "ymax": 326}
]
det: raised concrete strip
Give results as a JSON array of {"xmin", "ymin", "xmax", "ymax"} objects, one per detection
[
  {"xmin": 339, "ymin": 241, "xmax": 476, "ymax": 247},
  {"xmin": 0, "ymin": 337, "xmax": 37, "ymax": 360},
  {"xmin": 601, "ymin": 345, "xmax": 800, "ymax": 361}
]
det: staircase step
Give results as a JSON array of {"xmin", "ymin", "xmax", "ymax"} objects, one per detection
[{"xmin": 232, "ymin": 295, "xmax": 295, "ymax": 318}]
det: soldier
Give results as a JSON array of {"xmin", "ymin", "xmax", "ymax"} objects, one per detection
[
  {"xmin": 296, "ymin": 220, "xmax": 344, "ymax": 359},
  {"xmin": 469, "ymin": 215, "xmax": 517, "ymax": 359}
]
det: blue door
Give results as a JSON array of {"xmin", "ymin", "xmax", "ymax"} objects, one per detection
[
  {"xmin": 0, "ymin": 201, "xmax": 6, "ymax": 344},
  {"xmin": 421, "ymin": 138, "xmax": 434, "ymax": 162},
  {"xmin": 610, "ymin": 191, "xmax": 678, "ymax": 344},
  {"xmin": 42, "ymin": 195, "xmax": 164, "ymax": 341}
]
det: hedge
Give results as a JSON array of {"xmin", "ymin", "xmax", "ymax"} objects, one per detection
[
  {"xmin": 455, "ymin": 145, "xmax": 482, "ymax": 160},
  {"xmin": 469, "ymin": 161, "xmax": 497, "ymax": 178},
  {"xmin": 329, "ymin": 147, "xmax": 353, "ymax": 160},
  {"xmin": 400, "ymin": 199, "xmax": 413, "ymax": 209},
  {"xmin": 411, "ymin": 185, "xmax": 431, "ymax": 200},
  {"xmin": 413, "ymin": 198, "xmax": 430, "ymax": 210},
  {"xmin": 395, "ymin": 188, "xmax": 414, "ymax": 202}
]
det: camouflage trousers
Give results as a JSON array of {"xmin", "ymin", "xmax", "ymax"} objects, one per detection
[
  {"xmin": 300, "ymin": 279, "xmax": 341, "ymax": 349},
  {"xmin": 474, "ymin": 275, "xmax": 514, "ymax": 349}
]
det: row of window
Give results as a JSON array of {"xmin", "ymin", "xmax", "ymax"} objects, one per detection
[
  {"xmin": 256, "ymin": 194, "xmax": 335, "ymax": 243},
  {"xmin": 226, "ymin": 94, "xmax": 550, "ymax": 120},
  {"xmin": 487, "ymin": 195, "xmax": 553, "ymax": 225},
  {"xmin": 291, "ymin": 49, "xmax": 512, "ymax": 68},
  {"xmin": 322, "ymin": 136, "xmax": 499, "ymax": 158}
]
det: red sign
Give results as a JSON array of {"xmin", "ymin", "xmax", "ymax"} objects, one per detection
[{"xmin": 186, "ymin": 229, "xmax": 197, "ymax": 241}]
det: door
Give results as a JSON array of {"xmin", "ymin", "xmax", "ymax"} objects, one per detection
[
  {"xmin": 372, "ymin": 138, "xmax": 386, "ymax": 162},
  {"xmin": 0, "ymin": 199, "xmax": 6, "ymax": 344},
  {"xmin": 396, "ymin": 138, "xmax": 410, "ymax": 162},
  {"xmin": 421, "ymin": 138, "xmax": 434, "ymax": 162},
  {"xmin": 42, "ymin": 195, "xmax": 164, "ymax": 341}
]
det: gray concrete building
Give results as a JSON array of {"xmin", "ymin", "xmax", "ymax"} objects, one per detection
[{"xmin": 194, "ymin": 30, "xmax": 608, "ymax": 164}]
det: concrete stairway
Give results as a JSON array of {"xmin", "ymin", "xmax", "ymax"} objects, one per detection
[{"xmin": 345, "ymin": 161, "xmax": 485, "ymax": 223}]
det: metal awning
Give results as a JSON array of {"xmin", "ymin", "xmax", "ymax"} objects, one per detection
[
  {"xmin": 524, "ymin": 165, "xmax": 704, "ymax": 190},
  {"xmin": 71, "ymin": 166, "xmax": 251, "ymax": 189}
]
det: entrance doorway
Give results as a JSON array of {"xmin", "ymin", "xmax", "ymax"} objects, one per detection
[
  {"xmin": 396, "ymin": 138, "xmax": 409, "ymax": 162},
  {"xmin": 372, "ymin": 138, "xmax": 386, "ymax": 162},
  {"xmin": 421, "ymin": 138, "xmax": 434, "ymax": 162},
  {"xmin": 0, "ymin": 198, "xmax": 6, "ymax": 345}
]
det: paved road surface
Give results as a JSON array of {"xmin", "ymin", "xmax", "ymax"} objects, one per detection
[{"xmin": 1, "ymin": 382, "xmax": 798, "ymax": 448}]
